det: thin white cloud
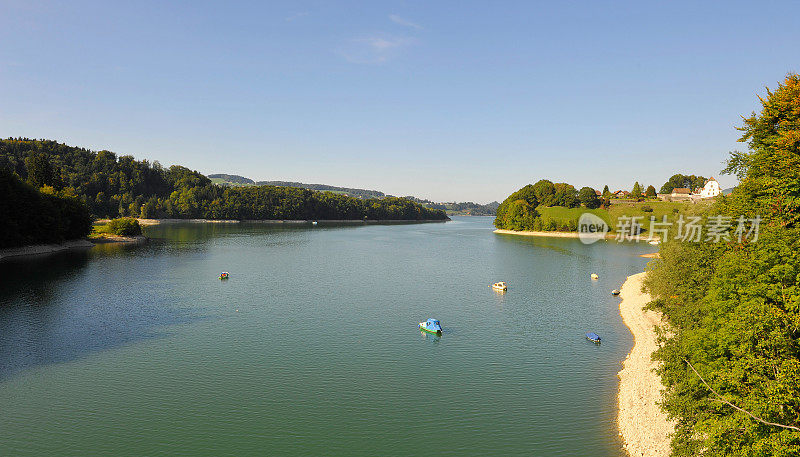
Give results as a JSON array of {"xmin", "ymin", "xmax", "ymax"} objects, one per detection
[
  {"xmin": 285, "ymin": 11, "xmax": 308, "ymax": 22},
  {"xmin": 389, "ymin": 14, "xmax": 422, "ymax": 29},
  {"xmin": 337, "ymin": 35, "xmax": 417, "ymax": 64}
]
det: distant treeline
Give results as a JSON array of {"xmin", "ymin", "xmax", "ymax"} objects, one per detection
[
  {"xmin": 405, "ymin": 197, "xmax": 500, "ymax": 216},
  {"xmin": 0, "ymin": 139, "xmax": 447, "ymax": 222},
  {"xmin": 0, "ymin": 167, "xmax": 91, "ymax": 248},
  {"xmin": 209, "ymin": 174, "xmax": 387, "ymax": 200}
]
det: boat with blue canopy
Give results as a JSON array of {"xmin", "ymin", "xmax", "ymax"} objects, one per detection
[
  {"xmin": 419, "ymin": 318, "xmax": 442, "ymax": 336},
  {"xmin": 586, "ymin": 332, "xmax": 601, "ymax": 343}
]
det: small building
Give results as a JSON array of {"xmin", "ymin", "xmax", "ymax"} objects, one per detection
[
  {"xmin": 670, "ymin": 188, "xmax": 692, "ymax": 201},
  {"xmin": 595, "ymin": 190, "xmax": 602, "ymax": 196},
  {"xmin": 614, "ymin": 190, "xmax": 630, "ymax": 198},
  {"xmin": 696, "ymin": 177, "xmax": 721, "ymax": 199}
]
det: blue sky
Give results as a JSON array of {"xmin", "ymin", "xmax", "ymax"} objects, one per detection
[{"xmin": 1, "ymin": 1, "xmax": 798, "ymax": 203}]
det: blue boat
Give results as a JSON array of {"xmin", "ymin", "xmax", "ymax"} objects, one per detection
[
  {"xmin": 419, "ymin": 318, "xmax": 442, "ymax": 335},
  {"xmin": 586, "ymin": 332, "xmax": 601, "ymax": 343}
]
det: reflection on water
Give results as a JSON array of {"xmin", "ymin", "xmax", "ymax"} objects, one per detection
[
  {"xmin": 420, "ymin": 330, "xmax": 441, "ymax": 343},
  {"xmin": 0, "ymin": 240, "xmax": 200, "ymax": 381}
]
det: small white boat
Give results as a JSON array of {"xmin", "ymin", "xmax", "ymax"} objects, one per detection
[
  {"xmin": 611, "ymin": 289, "xmax": 620, "ymax": 296},
  {"xmin": 490, "ymin": 281, "xmax": 507, "ymax": 291},
  {"xmin": 591, "ymin": 273, "xmax": 599, "ymax": 280},
  {"xmin": 312, "ymin": 221, "xmax": 318, "ymax": 226},
  {"xmin": 648, "ymin": 240, "xmax": 659, "ymax": 245}
]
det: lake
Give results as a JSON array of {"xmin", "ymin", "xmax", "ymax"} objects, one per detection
[{"xmin": 0, "ymin": 216, "xmax": 652, "ymax": 456}]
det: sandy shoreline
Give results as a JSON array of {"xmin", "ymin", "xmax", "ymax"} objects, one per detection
[
  {"xmin": 493, "ymin": 229, "xmax": 660, "ymax": 242},
  {"xmin": 616, "ymin": 272, "xmax": 675, "ymax": 457},
  {"xmin": 0, "ymin": 239, "xmax": 95, "ymax": 261}
]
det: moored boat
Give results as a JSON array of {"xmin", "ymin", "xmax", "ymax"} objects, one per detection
[
  {"xmin": 591, "ymin": 273, "xmax": 599, "ymax": 280},
  {"xmin": 490, "ymin": 281, "xmax": 507, "ymax": 291},
  {"xmin": 419, "ymin": 318, "xmax": 442, "ymax": 335},
  {"xmin": 611, "ymin": 289, "xmax": 620, "ymax": 295},
  {"xmin": 586, "ymin": 332, "xmax": 601, "ymax": 343},
  {"xmin": 219, "ymin": 272, "xmax": 229, "ymax": 280}
]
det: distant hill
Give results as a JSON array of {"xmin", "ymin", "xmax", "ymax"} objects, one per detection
[
  {"xmin": 257, "ymin": 181, "xmax": 385, "ymax": 200},
  {"xmin": 208, "ymin": 174, "xmax": 255, "ymax": 186},
  {"xmin": 210, "ymin": 173, "xmax": 497, "ymax": 214},
  {"xmin": 721, "ymin": 187, "xmax": 735, "ymax": 196},
  {"xmin": 209, "ymin": 173, "xmax": 385, "ymax": 199}
]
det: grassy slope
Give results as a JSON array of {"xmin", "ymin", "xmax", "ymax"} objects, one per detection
[{"xmin": 536, "ymin": 199, "xmax": 712, "ymax": 232}]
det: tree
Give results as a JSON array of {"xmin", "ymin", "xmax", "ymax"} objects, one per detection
[
  {"xmin": 645, "ymin": 185, "xmax": 657, "ymax": 198},
  {"xmin": 579, "ymin": 187, "xmax": 601, "ymax": 209},
  {"xmin": 631, "ymin": 181, "xmax": 642, "ymax": 199},
  {"xmin": 504, "ymin": 199, "xmax": 537, "ymax": 231},
  {"xmin": 553, "ymin": 183, "xmax": 579, "ymax": 207},
  {"xmin": 602, "ymin": 185, "xmax": 611, "ymax": 199},
  {"xmin": 660, "ymin": 174, "xmax": 707, "ymax": 194},
  {"xmin": 494, "ymin": 184, "xmax": 539, "ymax": 229},
  {"xmin": 532, "ymin": 179, "xmax": 556, "ymax": 206},
  {"xmin": 24, "ymin": 152, "xmax": 61, "ymax": 189}
]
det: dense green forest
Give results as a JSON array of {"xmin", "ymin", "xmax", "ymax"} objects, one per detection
[
  {"xmin": 0, "ymin": 139, "xmax": 447, "ymax": 222},
  {"xmin": 0, "ymin": 167, "xmax": 91, "ymax": 248},
  {"xmin": 643, "ymin": 74, "xmax": 800, "ymax": 456}
]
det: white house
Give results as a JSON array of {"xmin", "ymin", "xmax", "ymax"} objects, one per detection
[{"xmin": 697, "ymin": 177, "xmax": 721, "ymax": 199}]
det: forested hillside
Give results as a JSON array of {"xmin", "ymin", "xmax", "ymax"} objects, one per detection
[
  {"xmin": 643, "ymin": 74, "xmax": 800, "ymax": 455},
  {"xmin": 0, "ymin": 139, "xmax": 447, "ymax": 221},
  {"xmin": 0, "ymin": 167, "xmax": 91, "ymax": 248}
]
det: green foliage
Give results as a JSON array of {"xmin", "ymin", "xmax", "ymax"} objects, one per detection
[
  {"xmin": 0, "ymin": 139, "xmax": 446, "ymax": 222},
  {"xmin": 24, "ymin": 151, "xmax": 62, "ymax": 189},
  {"xmin": 0, "ymin": 167, "xmax": 91, "ymax": 248},
  {"xmin": 100, "ymin": 218, "xmax": 142, "ymax": 236},
  {"xmin": 660, "ymin": 173, "xmax": 708, "ymax": 194},
  {"xmin": 602, "ymin": 185, "xmax": 611, "ymax": 199},
  {"xmin": 579, "ymin": 186, "xmax": 601, "ymax": 209},
  {"xmin": 495, "ymin": 182, "xmax": 691, "ymax": 231},
  {"xmin": 646, "ymin": 185, "xmax": 657, "ymax": 197},
  {"xmin": 632, "ymin": 181, "xmax": 642, "ymax": 199},
  {"xmin": 532, "ymin": 179, "xmax": 556, "ymax": 206},
  {"xmin": 645, "ymin": 74, "xmax": 800, "ymax": 456},
  {"xmin": 553, "ymin": 183, "xmax": 579, "ymax": 207},
  {"xmin": 494, "ymin": 185, "xmax": 539, "ymax": 229}
]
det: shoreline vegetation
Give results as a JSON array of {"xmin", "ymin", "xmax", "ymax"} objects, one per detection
[{"xmin": 617, "ymin": 272, "xmax": 676, "ymax": 457}]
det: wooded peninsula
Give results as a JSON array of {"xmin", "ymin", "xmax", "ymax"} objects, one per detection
[{"xmin": 0, "ymin": 139, "xmax": 447, "ymax": 249}]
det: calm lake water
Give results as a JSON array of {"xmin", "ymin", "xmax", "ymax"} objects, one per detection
[{"xmin": 0, "ymin": 216, "xmax": 652, "ymax": 456}]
